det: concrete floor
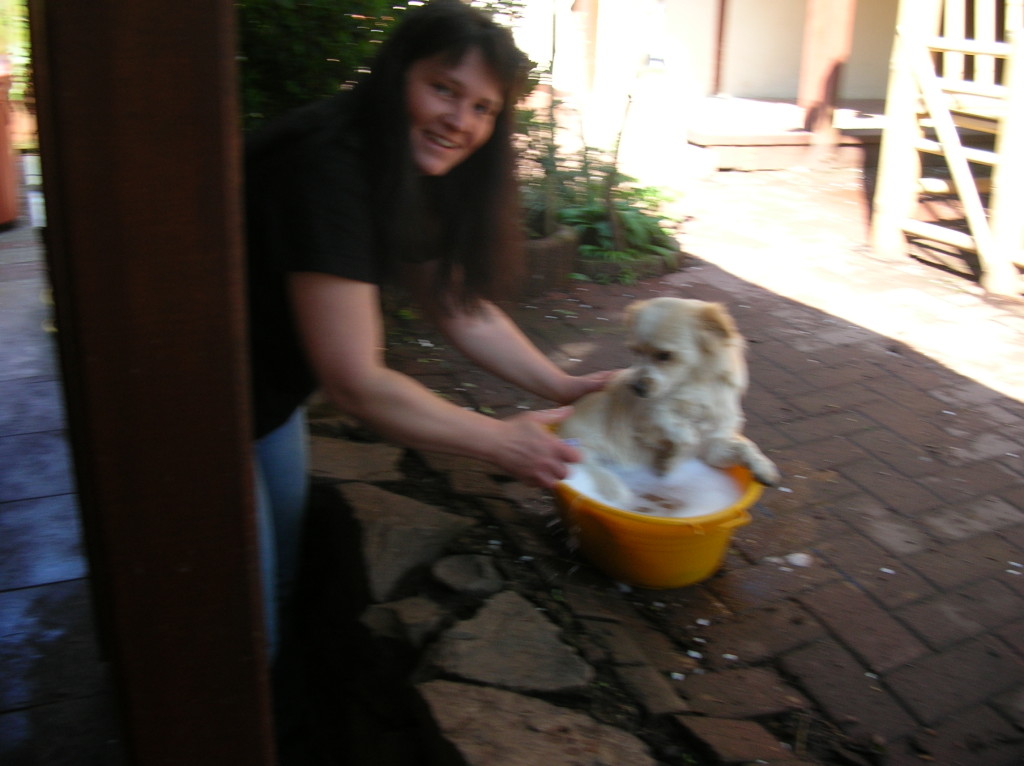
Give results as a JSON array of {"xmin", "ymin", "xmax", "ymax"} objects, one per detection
[{"xmin": 0, "ymin": 213, "xmax": 124, "ymax": 764}]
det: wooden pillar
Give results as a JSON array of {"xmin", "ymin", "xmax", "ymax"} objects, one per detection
[
  {"xmin": 713, "ymin": 0, "xmax": 729, "ymax": 94},
  {"xmin": 798, "ymin": 0, "xmax": 858, "ymax": 138},
  {"xmin": 871, "ymin": 0, "xmax": 942, "ymax": 259},
  {"xmin": 28, "ymin": 1, "xmax": 274, "ymax": 764},
  {"xmin": 987, "ymin": 24, "xmax": 1024, "ymax": 294}
]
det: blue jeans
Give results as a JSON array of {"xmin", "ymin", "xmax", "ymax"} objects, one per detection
[{"xmin": 254, "ymin": 407, "xmax": 309, "ymax": 659}]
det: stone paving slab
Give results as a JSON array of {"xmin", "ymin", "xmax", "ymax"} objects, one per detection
[
  {"xmin": 417, "ymin": 680, "xmax": 659, "ymax": 766},
  {"xmin": 0, "ymin": 219, "xmax": 125, "ymax": 764}
]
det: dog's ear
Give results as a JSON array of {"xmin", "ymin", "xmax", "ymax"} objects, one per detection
[
  {"xmin": 698, "ymin": 303, "xmax": 740, "ymax": 347},
  {"xmin": 623, "ymin": 300, "xmax": 649, "ymax": 329}
]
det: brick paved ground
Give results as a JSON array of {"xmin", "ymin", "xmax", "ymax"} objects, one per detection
[
  {"xmin": 4, "ymin": 163, "xmax": 1024, "ymax": 764},
  {"xmin": 365, "ymin": 165, "xmax": 1024, "ymax": 763}
]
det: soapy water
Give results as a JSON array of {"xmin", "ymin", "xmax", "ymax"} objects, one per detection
[{"xmin": 562, "ymin": 458, "xmax": 743, "ymax": 518}]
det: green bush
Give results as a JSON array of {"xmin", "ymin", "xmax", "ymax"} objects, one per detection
[
  {"xmin": 1, "ymin": 1, "xmax": 29, "ymax": 98},
  {"xmin": 562, "ymin": 198, "xmax": 680, "ymax": 267},
  {"xmin": 236, "ymin": 1, "xmax": 526, "ymax": 131},
  {"xmin": 236, "ymin": 0, "xmax": 404, "ymax": 130}
]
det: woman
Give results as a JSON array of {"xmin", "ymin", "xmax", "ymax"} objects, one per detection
[{"xmin": 246, "ymin": 0, "xmax": 612, "ymax": 654}]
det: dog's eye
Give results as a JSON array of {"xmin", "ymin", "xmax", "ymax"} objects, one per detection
[{"xmin": 654, "ymin": 351, "xmax": 673, "ymax": 362}]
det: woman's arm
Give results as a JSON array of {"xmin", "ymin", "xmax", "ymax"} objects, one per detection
[
  {"xmin": 288, "ymin": 272, "xmax": 580, "ymax": 487},
  {"xmin": 427, "ymin": 298, "xmax": 615, "ymax": 405}
]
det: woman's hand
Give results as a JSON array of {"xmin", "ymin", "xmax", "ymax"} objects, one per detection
[
  {"xmin": 490, "ymin": 407, "xmax": 581, "ymax": 488},
  {"xmin": 549, "ymin": 369, "xmax": 623, "ymax": 406}
]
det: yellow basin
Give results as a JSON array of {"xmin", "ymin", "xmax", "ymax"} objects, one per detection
[{"xmin": 552, "ymin": 465, "xmax": 761, "ymax": 589}]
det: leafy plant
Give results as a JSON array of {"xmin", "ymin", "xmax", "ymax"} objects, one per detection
[
  {"xmin": 516, "ymin": 109, "xmax": 681, "ymax": 276},
  {"xmin": 515, "ymin": 62, "xmax": 680, "ymax": 283},
  {"xmin": 517, "ymin": 103, "xmax": 588, "ymax": 238},
  {"xmin": 236, "ymin": 1, "xmax": 526, "ymax": 131},
  {"xmin": 561, "ymin": 195, "xmax": 681, "ymax": 268},
  {"xmin": 1, "ymin": 0, "xmax": 30, "ymax": 102},
  {"xmin": 236, "ymin": 0, "xmax": 405, "ymax": 130}
]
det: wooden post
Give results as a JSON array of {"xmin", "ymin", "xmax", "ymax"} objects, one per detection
[
  {"xmin": 986, "ymin": 27, "xmax": 1024, "ymax": 293},
  {"xmin": 944, "ymin": 0, "xmax": 968, "ymax": 80},
  {"xmin": 713, "ymin": 0, "xmax": 729, "ymax": 94},
  {"xmin": 974, "ymin": 0, "xmax": 999, "ymax": 84},
  {"xmin": 28, "ymin": 0, "xmax": 275, "ymax": 763},
  {"xmin": 871, "ymin": 0, "xmax": 943, "ymax": 259}
]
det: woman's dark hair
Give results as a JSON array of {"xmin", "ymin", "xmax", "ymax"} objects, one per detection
[{"xmin": 352, "ymin": 0, "xmax": 533, "ymax": 311}]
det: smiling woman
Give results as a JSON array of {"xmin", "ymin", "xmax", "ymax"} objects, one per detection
[
  {"xmin": 243, "ymin": 3, "xmax": 619, "ymax": 740},
  {"xmin": 405, "ymin": 47, "xmax": 502, "ymax": 176}
]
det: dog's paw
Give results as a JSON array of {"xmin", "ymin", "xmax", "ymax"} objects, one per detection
[{"xmin": 752, "ymin": 460, "xmax": 781, "ymax": 487}]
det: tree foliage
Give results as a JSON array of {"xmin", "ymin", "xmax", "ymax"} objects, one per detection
[
  {"xmin": 236, "ymin": 1, "xmax": 527, "ymax": 131},
  {"xmin": 236, "ymin": 0, "xmax": 406, "ymax": 130},
  {"xmin": 1, "ymin": 0, "xmax": 31, "ymax": 102}
]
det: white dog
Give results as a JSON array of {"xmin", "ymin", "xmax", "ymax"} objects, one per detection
[{"xmin": 561, "ymin": 297, "xmax": 779, "ymax": 508}]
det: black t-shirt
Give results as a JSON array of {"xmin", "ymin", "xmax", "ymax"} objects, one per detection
[{"xmin": 245, "ymin": 93, "xmax": 379, "ymax": 438}]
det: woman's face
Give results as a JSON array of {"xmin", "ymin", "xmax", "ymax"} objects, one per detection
[{"xmin": 405, "ymin": 47, "xmax": 503, "ymax": 176}]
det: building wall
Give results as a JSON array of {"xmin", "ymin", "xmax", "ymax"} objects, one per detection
[
  {"xmin": 663, "ymin": 0, "xmax": 720, "ymax": 100},
  {"xmin": 525, "ymin": 0, "xmax": 899, "ymax": 129},
  {"xmin": 510, "ymin": 0, "xmax": 898, "ymax": 182},
  {"xmin": 666, "ymin": 0, "xmax": 895, "ymax": 101},
  {"xmin": 845, "ymin": 0, "xmax": 898, "ymax": 99},
  {"xmin": 720, "ymin": 0, "xmax": 806, "ymax": 98}
]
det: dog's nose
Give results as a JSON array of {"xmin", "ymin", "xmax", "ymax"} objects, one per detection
[{"xmin": 631, "ymin": 379, "xmax": 650, "ymax": 398}]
